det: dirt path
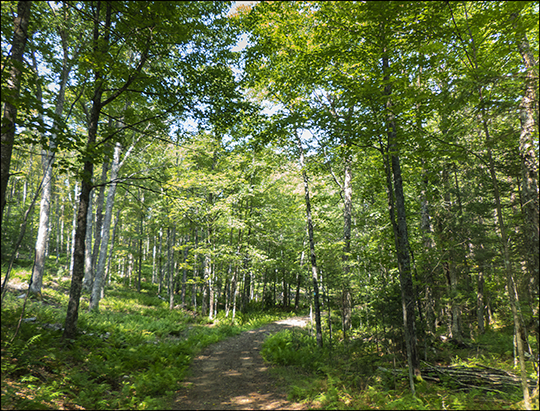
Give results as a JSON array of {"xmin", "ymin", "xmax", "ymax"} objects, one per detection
[{"xmin": 173, "ymin": 316, "xmax": 311, "ymax": 410}]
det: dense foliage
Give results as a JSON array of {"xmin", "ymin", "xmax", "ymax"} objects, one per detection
[{"xmin": 2, "ymin": 1, "xmax": 538, "ymax": 409}]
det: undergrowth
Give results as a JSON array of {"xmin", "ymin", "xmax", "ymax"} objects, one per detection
[
  {"xmin": 262, "ymin": 313, "xmax": 539, "ymax": 410},
  {"xmin": 1, "ymin": 261, "xmax": 299, "ymax": 410}
]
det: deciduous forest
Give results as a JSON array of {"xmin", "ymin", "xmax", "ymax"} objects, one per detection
[{"xmin": 1, "ymin": 1, "xmax": 538, "ymax": 409}]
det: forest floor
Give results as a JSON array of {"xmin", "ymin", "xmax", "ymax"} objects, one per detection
[{"xmin": 173, "ymin": 316, "xmax": 312, "ymax": 410}]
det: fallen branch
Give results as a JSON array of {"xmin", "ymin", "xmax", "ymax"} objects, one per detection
[{"xmin": 378, "ymin": 363, "xmax": 537, "ymax": 394}]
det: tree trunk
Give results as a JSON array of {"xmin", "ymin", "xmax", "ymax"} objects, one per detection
[
  {"xmin": 68, "ymin": 182, "xmax": 79, "ymax": 275},
  {"xmin": 91, "ymin": 158, "xmax": 109, "ymax": 281},
  {"xmin": 31, "ymin": 24, "xmax": 72, "ymax": 294},
  {"xmin": 192, "ymin": 227, "xmax": 198, "ymax": 308},
  {"xmin": 181, "ymin": 236, "xmax": 188, "ymax": 306},
  {"xmin": 477, "ymin": 269, "xmax": 485, "ymax": 334},
  {"xmin": 232, "ymin": 266, "xmax": 238, "ymax": 320},
  {"xmin": 89, "ymin": 142, "xmax": 121, "ymax": 311},
  {"xmin": 1, "ymin": 0, "xmax": 32, "ymax": 229},
  {"xmin": 152, "ymin": 235, "xmax": 157, "ymax": 283},
  {"xmin": 484, "ymin": 118, "xmax": 531, "ymax": 409},
  {"xmin": 103, "ymin": 207, "xmax": 121, "ymax": 293},
  {"xmin": 63, "ymin": 97, "xmax": 101, "ymax": 340},
  {"xmin": 82, "ymin": 190, "xmax": 94, "ymax": 290},
  {"xmin": 515, "ymin": 27, "xmax": 539, "ymax": 355},
  {"xmin": 513, "ymin": 13, "xmax": 539, "ymax": 307},
  {"xmin": 341, "ymin": 151, "xmax": 353, "ymax": 340},
  {"xmin": 295, "ymin": 131, "xmax": 323, "ymax": 348},
  {"xmin": 382, "ymin": 50, "xmax": 420, "ymax": 392},
  {"xmin": 169, "ymin": 227, "xmax": 176, "ymax": 310},
  {"xmin": 137, "ymin": 200, "xmax": 143, "ymax": 293},
  {"xmin": 295, "ymin": 245, "xmax": 305, "ymax": 310},
  {"xmin": 441, "ymin": 167, "xmax": 463, "ymax": 342},
  {"xmin": 391, "ymin": 146, "xmax": 421, "ymax": 379},
  {"xmin": 420, "ymin": 164, "xmax": 436, "ymax": 334}
]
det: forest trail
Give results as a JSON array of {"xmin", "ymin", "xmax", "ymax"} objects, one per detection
[{"xmin": 173, "ymin": 316, "xmax": 311, "ymax": 410}]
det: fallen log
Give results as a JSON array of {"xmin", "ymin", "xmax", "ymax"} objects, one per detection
[{"xmin": 378, "ymin": 363, "xmax": 537, "ymax": 394}]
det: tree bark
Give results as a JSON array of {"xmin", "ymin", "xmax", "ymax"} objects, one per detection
[
  {"xmin": 382, "ymin": 51, "xmax": 420, "ymax": 392},
  {"xmin": 441, "ymin": 167, "xmax": 463, "ymax": 342},
  {"xmin": 103, "ymin": 207, "xmax": 121, "ymax": 293},
  {"xmin": 68, "ymin": 182, "xmax": 79, "ymax": 275},
  {"xmin": 192, "ymin": 227, "xmax": 198, "ymax": 308},
  {"xmin": 31, "ymin": 12, "xmax": 72, "ymax": 294},
  {"xmin": 181, "ymin": 235, "xmax": 189, "ymax": 306},
  {"xmin": 169, "ymin": 227, "xmax": 176, "ymax": 310},
  {"xmin": 90, "ymin": 158, "xmax": 109, "ymax": 284},
  {"xmin": 89, "ymin": 141, "xmax": 121, "ymax": 311},
  {"xmin": 515, "ymin": 26, "xmax": 539, "ymax": 351},
  {"xmin": 420, "ymin": 164, "xmax": 436, "ymax": 334},
  {"xmin": 63, "ymin": 97, "xmax": 101, "ymax": 339},
  {"xmin": 341, "ymin": 150, "xmax": 353, "ymax": 340},
  {"xmin": 63, "ymin": 1, "xmax": 110, "ymax": 339},
  {"xmin": 82, "ymin": 191, "xmax": 94, "ymax": 290},
  {"xmin": 295, "ymin": 131, "xmax": 323, "ymax": 348},
  {"xmin": 1, "ymin": 1, "xmax": 32, "ymax": 230}
]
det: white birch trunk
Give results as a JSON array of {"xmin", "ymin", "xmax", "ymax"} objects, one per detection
[
  {"xmin": 30, "ymin": 26, "xmax": 71, "ymax": 294},
  {"xmin": 89, "ymin": 142, "xmax": 121, "ymax": 311},
  {"xmin": 69, "ymin": 182, "xmax": 79, "ymax": 276}
]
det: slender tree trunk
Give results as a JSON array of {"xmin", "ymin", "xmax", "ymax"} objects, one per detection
[
  {"xmin": 169, "ymin": 227, "xmax": 176, "ymax": 310},
  {"xmin": 152, "ymin": 235, "xmax": 157, "ymax": 283},
  {"xmin": 295, "ymin": 131, "xmax": 322, "ymax": 348},
  {"xmin": 232, "ymin": 265, "xmax": 238, "ymax": 320},
  {"xmin": 157, "ymin": 227, "xmax": 163, "ymax": 294},
  {"xmin": 514, "ymin": 14, "xmax": 539, "ymax": 308},
  {"xmin": 68, "ymin": 182, "xmax": 79, "ymax": 275},
  {"xmin": 477, "ymin": 268, "xmax": 485, "ymax": 334},
  {"xmin": 137, "ymin": 201, "xmax": 143, "ymax": 293},
  {"xmin": 202, "ymin": 254, "xmax": 210, "ymax": 317},
  {"xmin": 31, "ymin": 27, "xmax": 72, "ymax": 294},
  {"xmin": 342, "ymin": 151, "xmax": 353, "ymax": 341},
  {"xmin": 89, "ymin": 142, "xmax": 121, "ymax": 311},
  {"xmin": 181, "ymin": 236, "xmax": 188, "ymax": 306},
  {"xmin": 440, "ymin": 167, "xmax": 463, "ymax": 342},
  {"xmin": 1, "ymin": 0, "xmax": 32, "ymax": 229},
  {"xmin": 63, "ymin": 0, "xmax": 115, "ymax": 339},
  {"xmin": 192, "ymin": 228, "xmax": 198, "ymax": 308},
  {"xmin": 103, "ymin": 207, "xmax": 121, "ymax": 294},
  {"xmin": 295, "ymin": 244, "xmax": 306, "ymax": 310},
  {"xmin": 390, "ymin": 144, "xmax": 421, "ymax": 379},
  {"xmin": 484, "ymin": 117, "xmax": 531, "ymax": 408},
  {"xmin": 514, "ymin": 26, "xmax": 539, "ymax": 361},
  {"xmin": 382, "ymin": 50, "xmax": 420, "ymax": 392},
  {"xmin": 91, "ymin": 158, "xmax": 109, "ymax": 281},
  {"xmin": 82, "ymin": 191, "xmax": 93, "ymax": 290},
  {"xmin": 225, "ymin": 265, "xmax": 232, "ymax": 317},
  {"xmin": 63, "ymin": 97, "xmax": 101, "ymax": 339},
  {"xmin": 420, "ymin": 164, "xmax": 436, "ymax": 334},
  {"xmin": 209, "ymin": 261, "xmax": 215, "ymax": 319}
]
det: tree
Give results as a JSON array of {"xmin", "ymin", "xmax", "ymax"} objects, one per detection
[
  {"xmin": 295, "ymin": 130, "xmax": 323, "ymax": 348},
  {"xmin": 1, "ymin": 0, "xmax": 32, "ymax": 232},
  {"xmin": 30, "ymin": 1, "xmax": 78, "ymax": 295}
]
